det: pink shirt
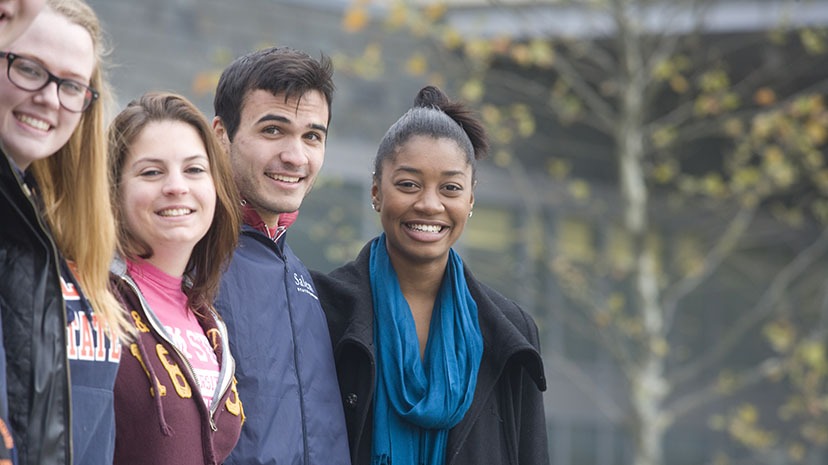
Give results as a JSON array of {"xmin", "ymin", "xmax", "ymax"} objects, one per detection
[{"xmin": 127, "ymin": 259, "xmax": 220, "ymax": 408}]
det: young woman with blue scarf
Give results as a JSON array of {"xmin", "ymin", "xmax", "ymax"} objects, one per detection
[{"xmin": 312, "ymin": 86, "xmax": 550, "ymax": 465}]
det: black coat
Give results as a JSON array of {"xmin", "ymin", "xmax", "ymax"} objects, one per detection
[
  {"xmin": 0, "ymin": 154, "xmax": 71, "ymax": 465},
  {"xmin": 312, "ymin": 241, "xmax": 550, "ymax": 465}
]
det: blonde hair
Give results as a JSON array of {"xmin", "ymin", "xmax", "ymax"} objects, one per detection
[{"xmin": 29, "ymin": 0, "xmax": 130, "ymax": 340}]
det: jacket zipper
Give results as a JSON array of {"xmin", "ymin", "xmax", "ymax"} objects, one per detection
[
  {"xmin": 283, "ymin": 259, "xmax": 311, "ymax": 463},
  {"xmin": 208, "ymin": 316, "xmax": 234, "ymax": 430},
  {"xmin": 116, "ymin": 273, "xmax": 235, "ymax": 430},
  {"xmin": 254, "ymin": 228, "xmax": 310, "ymax": 463}
]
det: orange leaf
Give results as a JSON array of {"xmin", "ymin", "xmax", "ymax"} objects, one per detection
[{"xmin": 343, "ymin": 7, "xmax": 369, "ymax": 33}]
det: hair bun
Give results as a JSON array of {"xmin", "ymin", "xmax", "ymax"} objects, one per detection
[{"xmin": 414, "ymin": 85, "xmax": 449, "ymax": 109}]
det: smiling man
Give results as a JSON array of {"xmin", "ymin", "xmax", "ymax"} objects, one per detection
[{"xmin": 212, "ymin": 47, "xmax": 350, "ymax": 465}]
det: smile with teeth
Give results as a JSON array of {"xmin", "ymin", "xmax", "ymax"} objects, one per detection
[
  {"xmin": 266, "ymin": 173, "xmax": 301, "ymax": 183},
  {"xmin": 17, "ymin": 114, "xmax": 50, "ymax": 131},
  {"xmin": 157, "ymin": 208, "xmax": 193, "ymax": 217},
  {"xmin": 407, "ymin": 223, "xmax": 444, "ymax": 233}
]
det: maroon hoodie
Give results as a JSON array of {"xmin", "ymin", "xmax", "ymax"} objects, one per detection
[{"xmin": 110, "ymin": 260, "xmax": 244, "ymax": 465}]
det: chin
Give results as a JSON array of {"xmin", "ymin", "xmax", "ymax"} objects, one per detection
[{"xmin": 276, "ymin": 201, "xmax": 302, "ymax": 213}]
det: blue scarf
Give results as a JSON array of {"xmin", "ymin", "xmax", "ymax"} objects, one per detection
[{"xmin": 369, "ymin": 234, "xmax": 484, "ymax": 465}]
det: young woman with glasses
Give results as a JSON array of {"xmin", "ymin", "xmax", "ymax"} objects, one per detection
[{"xmin": 0, "ymin": 1, "xmax": 130, "ymax": 464}]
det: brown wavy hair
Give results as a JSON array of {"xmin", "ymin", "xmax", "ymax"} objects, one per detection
[{"xmin": 109, "ymin": 91, "xmax": 241, "ymax": 311}]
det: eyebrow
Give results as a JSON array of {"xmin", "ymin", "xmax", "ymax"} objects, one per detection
[
  {"xmin": 257, "ymin": 114, "xmax": 328, "ymax": 134},
  {"xmin": 394, "ymin": 165, "xmax": 467, "ymax": 177},
  {"xmin": 130, "ymin": 154, "xmax": 208, "ymax": 168},
  {"xmin": 14, "ymin": 52, "xmax": 90, "ymax": 83}
]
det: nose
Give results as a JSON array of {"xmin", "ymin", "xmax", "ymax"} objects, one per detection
[
  {"xmin": 162, "ymin": 171, "xmax": 189, "ymax": 196},
  {"xmin": 414, "ymin": 188, "xmax": 444, "ymax": 214},
  {"xmin": 279, "ymin": 137, "xmax": 307, "ymax": 167},
  {"xmin": 33, "ymin": 81, "xmax": 61, "ymax": 110}
]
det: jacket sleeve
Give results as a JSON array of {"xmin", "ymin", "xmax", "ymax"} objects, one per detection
[
  {"xmin": 511, "ymin": 361, "xmax": 550, "ymax": 465},
  {"xmin": 0, "ymin": 298, "xmax": 18, "ymax": 465},
  {"xmin": 514, "ymin": 310, "xmax": 550, "ymax": 465}
]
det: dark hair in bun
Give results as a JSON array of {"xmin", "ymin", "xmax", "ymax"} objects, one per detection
[{"xmin": 373, "ymin": 85, "xmax": 489, "ymax": 182}]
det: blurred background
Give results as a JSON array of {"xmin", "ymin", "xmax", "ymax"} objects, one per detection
[{"xmin": 85, "ymin": 0, "xmax": 828, "ymax": 464}]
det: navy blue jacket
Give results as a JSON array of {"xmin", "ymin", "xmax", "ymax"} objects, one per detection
[
  {"xmin": 215, "ymin": 223, "xmax": 351, "ymax": 465},
  {"xmin": 62, "ymin": 261, "xmax": 120, "ymax": 465},
  {"xmin": 312, "ymin": 241, "xmax": 550, "ymax": 465}
]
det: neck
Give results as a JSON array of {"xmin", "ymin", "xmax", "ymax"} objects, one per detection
[
  {"xmin": 392, "ymin": 259, "xmax": 445, "ymax": 300},
  {"xmin": 255, "ymin": 207, "xmax": 279, "ymax": 229},
  {"xmin": 145, "ymin": 245, "xmax": 192, "ymax": 278},
  {"xmin": 3, "ymin": 150, "xmax": 30, "ymax": 172},
  {"xmin": 389, "ymin": 254, "xmax": 448, "ymax": 358}
]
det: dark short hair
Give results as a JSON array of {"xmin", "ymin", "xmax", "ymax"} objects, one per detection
[
  {"xmin": 374, "ymin": 85, "xmax": 489, "ymax": 183},
  {"xmin": 213, "ymin": 46, "xmax": 335, "ymax": 141},
  {"xmin": 108, "ymin": 91, "xmax": 242, "ymax": 311}
]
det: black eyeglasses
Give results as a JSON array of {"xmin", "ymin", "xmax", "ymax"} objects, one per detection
[{"xmin": 0, "ymin": 51, "xmax": 98, "ymax": 113}]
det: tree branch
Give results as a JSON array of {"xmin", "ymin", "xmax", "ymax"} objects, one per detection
[
  {"xmin": 648, "ymin": 55, "xmax": 828, "ymax": 153},
  {"xmin": 819, "ymin": 279, "xmax": 828, "ymax": 336},
  {"xmin": 662, "ymin": 206, "xmax": 758, "ymax": 331},
  {"xmin": 669, "ymin": 225, "xmax": 828, "ymax": 387},
  {"xmin": 664, "ymin": 355, "xmax": 785, "ymax": 424},
  {"xmin": 549, "ymin": 49, "xmax": 618, "ymax": 132}
]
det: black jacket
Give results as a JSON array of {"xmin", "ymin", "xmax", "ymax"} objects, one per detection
[
  {"xmin": 312, "ymin": 241, "xmax": 550, "ymax": 465},
  {"xmin": 0, "ymin": 154, "xmax": 71, "ymax": 465}
]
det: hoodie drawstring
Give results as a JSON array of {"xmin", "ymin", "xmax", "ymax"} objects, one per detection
[{"xmin": 130, "ymin": 335, "xmax": 174, "ymax": 436}]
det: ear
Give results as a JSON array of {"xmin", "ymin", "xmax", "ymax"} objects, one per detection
[
  {"xmin": 469, "ymin": 191, "xmax": 475, "ymax": 212},
  {"xmin": 371, "ymin": 182, "xmax": 381, "ymax": 211},
  {"xmin": 212, "ymin": 117, "xmax": 230, "ymax": 152}
]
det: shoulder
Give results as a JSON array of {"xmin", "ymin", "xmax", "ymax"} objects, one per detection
[
  {"xmin": 219, "ymin": 233, "xmax": 287, "ymax": 295},
  {"xmin": 109, "ymin": 273, "xmax": 134, "ymax": 306},
  {"xmin": 310, "ymin": 241, "xmax": 374, "ymax": 339}
]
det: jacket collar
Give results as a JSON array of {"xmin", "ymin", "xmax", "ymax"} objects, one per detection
[
  {"xmin": 241, "ymin": 204, "xmax": 298, "ymax": 242},
  {"xmin": 331, "ymin": 239, "xmax": 546, "ymax": 391}
]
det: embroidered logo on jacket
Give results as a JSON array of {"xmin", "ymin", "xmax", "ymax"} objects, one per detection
[{"xmin": 294, "ymin": 273, "xmax": 318, "ymax": 300}]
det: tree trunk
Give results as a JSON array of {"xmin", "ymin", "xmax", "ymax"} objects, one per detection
[
  {"xmin": 618, "ymin": 110, "xmax": 669, "ymax": 465},
  {"xmin": 616, "ymin": 5, "xmax": 670, "ymax": 463}
]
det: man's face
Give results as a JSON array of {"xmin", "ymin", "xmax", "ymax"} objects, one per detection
[{"xmin": 214, "ymin": 89, "xmax": 328, "ymax": 226}]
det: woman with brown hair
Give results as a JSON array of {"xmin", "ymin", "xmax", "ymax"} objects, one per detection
[{"xmin": 108, "ymin": 91, "xmax": 243, "ymax": 465}]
